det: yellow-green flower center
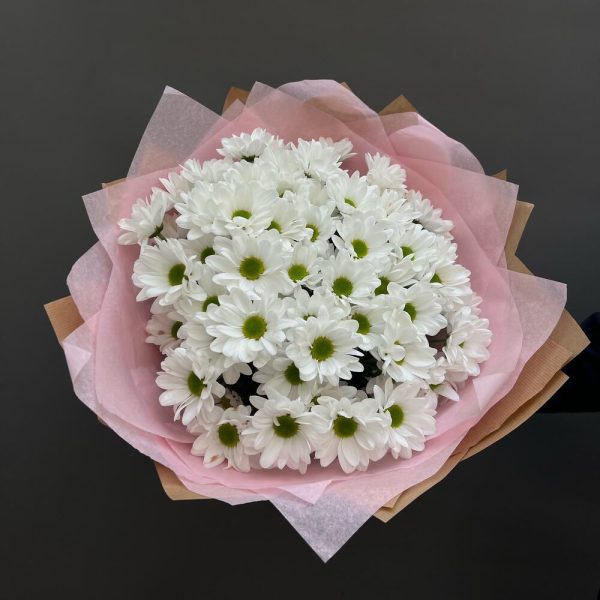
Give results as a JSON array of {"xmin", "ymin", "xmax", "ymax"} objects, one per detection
[
  {"xmin": 273, "ymin": 414, "xmax": 300, "ymax": 438},
  {"xmin": 202, "ymin": 296, "xmax": 219, "ymax": 311},
  {"xmin": 430, "ymin": 273, "xmax": 442, "ymax": 284},
  {"xmin": 332, "ymin": 276, "xmax": 353, "ymax": 297},
  {"xmin": 217, "ymin": 423, "xmax": 240, "ymax": 447},
  {"xmin": 401, "ymin": 245, "xmax": 414, "ymax": 257},
  {"xmin": 170, "ymin": 320, "xmax": 182, "ymax": 339},
  {"xmin": 333, "ymin": 415, "xmax": 358, "ymax": 438},
  {"xmin": 353, "ymin": 313, "xmax": 371, "ymax": 335},
  {"xmin": 239, "ymin": 256, "xmax": 265, "ymax": 280},
  {"xmin": 375, "ymin": 276, "xmax": 389, "ymax": 295},
  {"xmin": 199, "ymin": 246, "xmax": 215, "ymax": 263},
  {"xmin": 387, "ymin": 404, "xmax": 404, "ymax": 428},
  {"xmin": 404, "ymin": 302, "xmax": 417, "ymax": 321},
  {"xmin": 351, "ymin": 239, "xmax": 369, "ymax": 258},
  {"xmin": 288, "ymin": 263, "xmax": 309, "ymax": 282},
  {"xmin": 311, "ymin": 336, "xmax": 335, "ymax": 361},
  {"xmin": 344, "ymin": 197, "xmax": 356, "ymax": 208},
  {"xmin": 284, "ymin": 363, "xmax": 303, "ymax": 385},
  {"xmin": 187, "ymin": 372, "xmax": 205, "ymax": 396},
  {"xmin": 232, "ymin": 209, "xmax": 252, "ymax": 220},
  {"xmin": 306, "ymin": 224, "xmax": 319, "ymax": 242},
  {"xmin": 168, "ymin": 263, "xmax": 186, "ymax": 286},
  {"xmin": 242, "ymin": 315, "xmax": 267, "ymax": 340},
  {"xmin": 268, "ymin": 220, "xmax": 282, "ymax": 232}
]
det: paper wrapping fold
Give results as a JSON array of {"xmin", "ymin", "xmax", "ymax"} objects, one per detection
[{"xmin": 44, "ymin": 88, "xmax": 588, "ymax": 522}]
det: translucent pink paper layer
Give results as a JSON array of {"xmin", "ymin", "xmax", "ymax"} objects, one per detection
[{"xmin": 63, "ymin": 81, "xmax": 566, "ymax": 561}]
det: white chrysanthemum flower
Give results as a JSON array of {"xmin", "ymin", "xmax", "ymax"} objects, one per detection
[
  {"xmin": 320, "ymin": 250, "xmax": 381, "ymax": 303},
  {"xmin": 266, "ymin": 198, "xmax": 308, "ymax": 244},
  {"xmin": 374, "ymin": 309, "xmax": 437, "ymax": 383},
  {"xmin": 332, "ymin": 212, "xmax": 393, "ymax": 267},
  {"xmin": 202, "ymin": 288, "xmax": 295, "ymax": 367},
  {"xmin": 372, "ymin": 378, "xmax": 437, "ymax": 459},
  {"xmin": 366, "ymin": 152, "xmax": 407, "ymax": 192},
  {"xmin": 312, "ymin": 383, "xmax": 362, "ymax": 403},
  {"xmin": 156, "ymin": 347, "xmax": 225, "ymax": 425},
  {"xmin": 326, "ymin": 171, "xmax": 382, "ymax": 215},
  {"xmin": 429, "ymin": 259, "xmax": 472, "ymax": 307},
  {"xmin": 145, "ymin": 308, "xmax": 184, "ymax": 353},
  {"xmin": 406, "ymin": 190, "xmax": 453, "ymax": 235},
  {"xmin": 285, "ymin": 243, "xmax": 321, "ymax": 289},
  {"xmin": 295, "ymin": 177, "xmax": 332, "ymax": 207},
  {"xmin": 207, "ymin": 181, "xmax": 277, "ymax": 237},
  {"xmin": 371, "ymin": 255, "xmax": 416, "ymax": 296},
  {"xmin": 297, "ymin": 200, "xmax": 337, "ymax": 256},
  {"xmin": 443, "ymin": 306, "xmax": 491, "ymax": 377},
  {"xmin": 390, "ymin": 223, "xmax": 438, "ymax": 270},
  {"xmin": 285, "ymin": 310, "xmax": 363, "ymax": 384},
  {"xmin": 207, "ymin": 231, "xmax": 292, "ymax": 299},
  {"xmin": 132, "ymin": 238, "xmax": 206, "ymax": 306},
  {"xmin": 191, "ymin": 405, "xmax": 254, "ymax": 472},
  {"xmin": 386, "ymin": 281, "xmax": 447, "ymax": 336},
  {"xmin": 350, "ymin": 304, "xmax": 387, "ymax": 351},
  {"xmin": 118, "ymin": 190, "xmax": 172, "ymax": 245},
  {"xmin": 174, "ymin": 181, "xmax": 216, "ymax": 240},
  {"xmin": 318, "ymin": 137, "xmax": 355, "ymax": 161},
  {"xmin": 292, "ymin": 138, "xmax": 342, "ymax": 180},
  {"xmin": 244, "ymin": 393, "xmax": 316, "ymax": 473},
  {"xmin": 181, "ymin": 157, "xmax": 232, "ymax": 184},
  {"xmin": 181, "ymin": 234, "xmax": 217, "ymax": 265},
  {"xmin": 283, "ymin": 288, "xmax": 350, "ymax": 323},
  {"xmin": 253, "ymin": 355, "xmax": 319, "ymax": 401},
  {"xmin": 217, "ymin": 128, "xmax": 276, "ymax": 161},
  {"xmin": 380, "ymin": 189, "xmax": 416, "ymax": 223},
  {"xmin": 308, "ymin": 396, "xmax": 389, "ymax": 473}
]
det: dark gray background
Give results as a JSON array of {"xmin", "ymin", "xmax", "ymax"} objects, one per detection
[{"xmin": 1, "ymin": 1, "xmax": 598, "ymax": 598}]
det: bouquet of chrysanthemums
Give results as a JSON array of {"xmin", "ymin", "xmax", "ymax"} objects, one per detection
[{"xmin": 46, "ymin": 81, "xmax": 587, "ymax": 560}]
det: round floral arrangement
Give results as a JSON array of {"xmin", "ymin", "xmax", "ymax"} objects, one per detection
[{"xmin": 119, "ymin": 128, "xmax": 491, "ymax": 474}]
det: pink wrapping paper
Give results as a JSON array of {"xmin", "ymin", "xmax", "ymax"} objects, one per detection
[{"xmin": 62, "ymin": 81, "xmax": 566, "ymax": 560}]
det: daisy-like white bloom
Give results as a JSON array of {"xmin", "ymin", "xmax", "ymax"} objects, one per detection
[
  {"xmin": 308, "ymin": 396, "xmax": 389, "ymax": 473},
  {"xmin": 217, "ymin": 128, "xmax": 276, "ymax": 161},
  {"xmin": 390, "ymin": 223, "xmax": 439, "ymax": 270},
  {"xmin": 285, "ymin": 308, "xmax": 363, "ymax": 384},
  {"xmin": 253, "ymin": 355, "xmax": 319, "ymax": 401},
  {"xmin": 283, "ymin": 288, "xmax": 350, "ymax": 323},
  {"xmin": 326, "ymin": 171, "xmax": 382, "ymax": 215},
  {"xmin": 243, "ymin": 393, "xmax": 316, "ymax": 473},
  {"xmin": 191, "ymin": 404, "xmax": 254, "ymax": 472},
  {"xmin": 429, "ymin": 259, "xmax": 472, "ymax": 307},
  {"xmin": 371, "ymin": 255, "xmax": 416, "ymax": 296},
  {"xmin": 180, "ymin": 157, "xmax": 232, "ymax": 185},
  {"xmin": 266, "ymin": 198, "xmax": 308, "ymax": 245},
  {"xmin": 312, "ymin": 383, "xmax": 362, "ymax": 403},
  {"xmin": 174, "ymin": 181, "xmax": 217, "ymax": 240},
  {"xmin": 386, "ymin": 281, "xmax": 447, "ymax": 336},
  {"xmin": 320, "ymin": 250, "xmax": 381, "ymax": 304},
  {"xmin": 318, "ymin": 137, "xmax": 355, "ymax": 161},
  {"xmin": 380, "ymin": 189, "xmax": 416, "ymax": 223},
  {"xmin": 366, "ymin": 152, "xmax": 407, "ymax": 192},
  {"xmin": 295, "ymin": 177, "xmax": 331, "ymax": 207},
  {"xmin": 207, "ymin": 180, "xmax": 277, "ymax": 237},
  {"xmin": 292, "ymin": 138, "xmax": 342, "ymax": 180},
  {"xmin": 350, "ymin": 304, "xmax": 387, "ymax": 351},
  {"xmin": 207, "ymin": 231, "xmax": 292, "ymax": 299},
  {"xmin": 285, "ymin": 243, "xmax": 321, "ymax": 289},
  {"xmin": 202, "ymin": 288, "xmax": 296, "ymax": 367},
  {"xmin": 132, "ymin": 238, "xmax": 206, "ymax": 306},
  {"xmin": 406, "ymin": 190, "xmax": 453, "ymax": 235},
  {"xmin": 118, "ymin": 189, "xmax": 172, "ymax": 245},
  {"xmin": 297, "ymin": 200, "xmax": 337, "ymax": 256},
  {"xmin": 145, "ymin": 306, "xmax": 184, "ymax": 353},
  {"xmin": 156, "ymin": 347, "xmax": 225, "ymax": 425},
  {"xmin": 332, "ymin": 212, "xmax": 393, "ymax": 267},
  {"xmin": 372, "ymin": 378, "xmax": 437, "ymax": 459},
  {"xmin": 374, "ymin": 309, "xmax": 437, "ymax": 384},
  {"xmin": 181, "ymin": 234, "xmax": 217, "ymax": 265},
  {"xmin": 442, "ymin": 306, "xmax": 491, "ymax": 377}
]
